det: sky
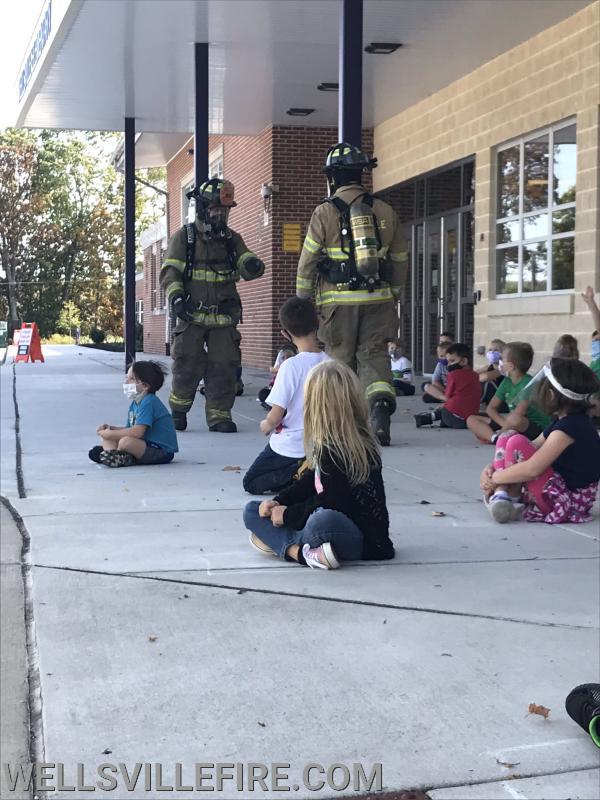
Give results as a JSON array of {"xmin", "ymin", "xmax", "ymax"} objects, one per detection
[{"xmin": 0, "ymin": 0, "xmax": 46, "ymax": 129}]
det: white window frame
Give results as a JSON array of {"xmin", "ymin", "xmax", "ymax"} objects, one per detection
[
  {"xmin": 135, "ymin": 299, "xmax": 144, "ymax": 325},
  {"xmin": 180, "ymin": 145, "xmax": 224, "ymax": 226},
  {"xmin": 494, "ymin": 118, "xmax": 576, "ymax": 299}
]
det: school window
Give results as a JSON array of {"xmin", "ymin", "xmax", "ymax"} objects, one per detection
[
  {"xmin": 159, "ymin": 246, "xmax": 166, "ymax": 308},
  {"xmin": 495, "ymin": 120, "xmax": 576, "ymax": 296},
  {"xmin": 135, "ymin": 299, "xmax": 144, "ymax": 325}
]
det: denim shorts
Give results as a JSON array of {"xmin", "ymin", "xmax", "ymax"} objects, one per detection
[{"xmin": 139, "ymin": 442, "xmax": 175, "ymax": 465}]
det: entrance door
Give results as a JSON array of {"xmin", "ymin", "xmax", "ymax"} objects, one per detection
[{"xmin": 422, "ymin": 212, "xmax": 472, "ymax": 373}]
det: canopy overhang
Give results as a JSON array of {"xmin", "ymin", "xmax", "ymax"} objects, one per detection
[{"xmin": 16, "ymin": 0, "xmax": 590, "ymax": 164}]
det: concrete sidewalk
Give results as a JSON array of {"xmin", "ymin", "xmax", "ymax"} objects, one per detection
[{"xmin": 1, "ymin": 345, "xmax": 598, "ymax": 800}]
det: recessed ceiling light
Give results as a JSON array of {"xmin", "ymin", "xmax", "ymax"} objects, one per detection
[
  {"xmin": 364, "ymin": 42, "xmax": 402, "ymax": 54},
  {"xmin": 286, "ymin": 108, "xmax": 315, "ymax": 116},
  {"xmin": 317, "ymin": 82, "xmax": 339, "ymax": 92}
]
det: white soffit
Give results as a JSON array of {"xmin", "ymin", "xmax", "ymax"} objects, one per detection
[{"xmin": 16, "ymin": 0, "xmax": 592, "ymax": 135}]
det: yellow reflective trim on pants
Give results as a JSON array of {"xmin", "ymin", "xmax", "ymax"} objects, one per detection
[
  {"xmin": 303, "ymin": 236, "xmax": 321, "ymax": 254},
  {"xmin": 166, "ymin": 282, "xmax": 184, "ymax": 299},
  {"xmin": 169, "ymin": 393, "xmax": 193, "ymax": 409},
  {"xmin": 390, "ymin": 251, "xmax": 407, "ymax": 262},
  {"xmin": 206, "ymin": 408, "xmax": 232, "ymax": 421},
  {"xmin": 163, "ymin": 258, "xmax": 186, "ymax": 272},
  {"xmin": 366, "ymin": 381, "xmax": 395, "ymax": 399},
  {"xmin": 316, "ymin": 287, "xmax": 393, "ymax": 305}
]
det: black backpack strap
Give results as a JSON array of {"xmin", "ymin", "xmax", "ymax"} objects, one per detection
[{"xmin": 184, "ymin": 223, "xmax": 196, "ymax": 284}]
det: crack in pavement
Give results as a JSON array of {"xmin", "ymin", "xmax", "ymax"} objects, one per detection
[{"xmin": 33, "ymin": 563, "xmax": 597, "ymax": 630}]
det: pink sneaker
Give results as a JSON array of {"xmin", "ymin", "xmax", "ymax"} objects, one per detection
[{"xmin": 302, "ymin": 542, "xmax": 340, "ymax": 570}]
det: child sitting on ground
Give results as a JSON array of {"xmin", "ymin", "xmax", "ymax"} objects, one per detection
[
  {"xmin": 476, "ymin": 338, "xmax": 505, "ymax": 405},
  {"xmin": 257, "ymin": 343, "xmax": 297, "ymax": 410},
  {"xmin": 243, "ymin": 359, "xmax": 395, "ymax": 569},
  {"xmin": 243, "ymin": 298, "xmax": 328, "ymax": 495},
  {"xmin": 414, "ymin": 343, "xmax": 480, "ymax": 429},
  {"xmin": 480, "ymin": 358, "xmax": 600, "ymax": 524},
  {"xmin": 553, "ymin": 334, "xmax": 579, "ymax": 359},
  {"xmin": 421, "ymin": 341, "xmax": 450, "ymax": 403},
  {"xmin": 388, "ymin": 338, "xmax": 415, "ymax": 396},
  {"xmin": 89, "ymin": 360, "xmax": 178, "ymax": 467},
  {"xmin": 467, "ymin": 342, "xmax": 549, "ymax": 444}
]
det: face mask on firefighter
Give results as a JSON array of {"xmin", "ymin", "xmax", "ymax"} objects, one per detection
[{"xmin": 205, "ymin": 205, "xmax": 230, "ymax": 232}]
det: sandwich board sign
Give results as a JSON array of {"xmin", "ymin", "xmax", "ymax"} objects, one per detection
[{"xmin": 15, "ymin": 323, "xmax": 44, "ymax": 363}]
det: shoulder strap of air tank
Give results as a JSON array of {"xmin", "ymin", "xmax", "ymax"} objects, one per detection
[{"xmin": 184, "ymin": 223, "xmax": 196, "ymax": 284}]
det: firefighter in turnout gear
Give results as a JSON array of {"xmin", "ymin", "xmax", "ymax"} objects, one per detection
[
  {"xmin": 296, "ymin": 143, "xmax": 407, "ymax": 446},
  {"xmin": 161, "ymin": 179, "xmax": 264, "ymax": 432}
]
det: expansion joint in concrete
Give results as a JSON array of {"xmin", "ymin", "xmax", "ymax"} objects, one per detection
[
  {"xmin": 12, "ymin": 363, "xmax": 26, "ymax": 499},
  {"xmin": 34, "ymin": 563, "xmax": 597, "ymax": 631}
]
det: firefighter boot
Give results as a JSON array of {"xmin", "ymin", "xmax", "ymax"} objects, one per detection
[
  {"xmin": 209, "ymin": 419, "xmax": 238, "ymax": 433},
  {"xmin": 370, "ymin": 399, "xmax": 393, "ymax": 447},
  {"xmin": 172, "ymin": 411, "xmax": 188, "ymax": 431}
]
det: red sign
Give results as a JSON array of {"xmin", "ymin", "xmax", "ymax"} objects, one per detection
[{"xmin": 15, "ymin": 323, "xmax": 44, "ymax": 363}]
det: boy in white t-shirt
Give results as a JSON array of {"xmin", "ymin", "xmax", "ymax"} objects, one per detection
[
  {"xmin": 243, "ymin": 298, "xmax": 328, "ymax": 495},
  {"xmin": 388, "ymin": 339, "xmax": 415, "ymax": 396}
]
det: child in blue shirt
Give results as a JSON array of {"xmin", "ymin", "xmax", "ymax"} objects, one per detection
[{"xmin": 89, "ymin": 360, "xmax": 178, "ymax": 467}]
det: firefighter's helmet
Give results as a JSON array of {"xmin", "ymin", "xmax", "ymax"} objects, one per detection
[
  {"xmin": 188, "ymin": 178, "xmax": 237, "ymax": 209},
  {"xmin": 324, "ymin": 143, "xmax": 377, "ymax": 174}
]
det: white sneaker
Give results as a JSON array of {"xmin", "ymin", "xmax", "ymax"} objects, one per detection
[
  {"xmin": 249, "ymin": 533, "xmax": 276, "ymax": 557},
  {"xmin": 302, "ymin": 542, "xmax": 340, "ymax": 570},
  {"xmin": 486, "ymin": 491, "xmax": 521, "ymax": 524}
]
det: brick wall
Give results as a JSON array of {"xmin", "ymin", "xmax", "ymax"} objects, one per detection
[
  {"xmin": 373, "ymin": 2, "xmax": 600, "ymax": 367},
  {"xmin": 141, "ymin": 241, "xmax": 168, "ymax": 354},
  {"xmin": 160, "ymin": 126, "xmax": 374, "ymax": 368}
]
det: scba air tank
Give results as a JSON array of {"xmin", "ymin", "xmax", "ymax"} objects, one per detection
[{"xmin": 348, "ymin": 198, "xmax": 380, "ymax": 283}]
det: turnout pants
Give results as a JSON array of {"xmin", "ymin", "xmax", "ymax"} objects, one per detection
[
  {"xmin": 169, "ymin": 323, "xmax": 241, "ymax": 427},
  {"xmin": 317, "ymin": 301, "xmax": 397, "ymax": 408}
]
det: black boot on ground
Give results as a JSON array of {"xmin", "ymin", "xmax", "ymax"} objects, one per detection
[
  {"xmin": 565, "ymin": 683, "xmax": 600, "ymax": 748},
  {"xmin": 88, "ymin": 445, "xmax": 104, "ymax": 463},
  {"xmin": 209, "ymin": 419, "xmax": 238, "ymax": 433},
  {"xmin": 172, "ymin": 411, "xmax": 187, "ymax": 431},
  {"xmin": 370, "ymin": 399, "xmax": 393, "ymax": 447},
  {"xmin": 414, "ymin": 412, "xmax": 434, "ymax": 428}
]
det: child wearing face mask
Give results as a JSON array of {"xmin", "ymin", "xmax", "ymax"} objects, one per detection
[
  {"xmin": 414, "ymin": 343, "xmax": 480, "ymax": 429},
  {"xmin": 581, "ymin": 286, "xmax": 600, "ymax": 381},
  {"xmin": 89, "ymin": 360, "xmax": 178, "ymax": 467},
  {"xmin": 476, "ymin": 338, "xmax": 505, "ymax": 405},
  {"xmin": 467, "ymin": 342, "xmax": 549, "ymax": 444}
]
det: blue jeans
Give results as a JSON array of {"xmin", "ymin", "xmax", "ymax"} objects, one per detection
[
  {"xmin": 243, "ymin": 443, "xmax": 302, "ymax": 494},
  {"xmin": 243, "ymin": 501, "xmax": 364, "ymax": 562}
]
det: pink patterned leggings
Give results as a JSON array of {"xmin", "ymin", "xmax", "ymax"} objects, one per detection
[{"xmin": 493, "ymin": 431, "xmax": 553, "ymax": 514}]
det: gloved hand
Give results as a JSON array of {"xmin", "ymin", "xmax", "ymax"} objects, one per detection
[
  {"xmin": 172, "ymin": 293, "xmax": 195, "ymax": 322},
  {"xmin": 242, "ymin": 256, "xmax": 264, "ymax": 278}
]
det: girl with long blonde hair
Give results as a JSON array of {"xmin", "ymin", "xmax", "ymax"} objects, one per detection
[{"xmin": 243, "ymin": 360, "xmax": 394, "ymax": 569}]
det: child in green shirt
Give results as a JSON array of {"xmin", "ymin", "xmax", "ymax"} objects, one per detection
[{"xmin": 467, "ymin": 341, "xmax": 550, "ymax": 444}]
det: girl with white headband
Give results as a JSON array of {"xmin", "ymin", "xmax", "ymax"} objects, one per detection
[{"xmin": 480, "ymin": 357, "xmax": 600, "ymax": 524}]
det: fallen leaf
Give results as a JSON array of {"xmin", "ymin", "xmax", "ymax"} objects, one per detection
[
  {"xmin": 419, "ymin": 500, "xmax": 431, "ymax": 505},
  {"xmin": 222, "ymin": 465, "xmax": 241, "ymax": 472},
  {"xmin": 431, "ymin": 511, "xmax": 446, "ymax": 517},
  {"xmin": 496, "ymin": 758, "xmax": 520, "ymax": 768},
  {"xmin": 237, "ymin": 589, "xmax": 247, "ymax": 595},
  {"xmin": 441, "ymin": 653, "xmax": 453, "ymax": 657},
  {"xmin": 148, "ymin": 635, "xmax": 158, "ymax": 642},
  {"xmin": 382, "ymin": 619, "xmax": 387, "ymax": 625},
  {"xmin": 528, "ymin": 703, "xmax": 550, "ymax": 719},
  {"xmin": 102, "ymin": 749, "xmax": 112, "ymax": 755},
  {"xmin": 257, "ymin": 721, "xmax": 266, "ymax": 727}
]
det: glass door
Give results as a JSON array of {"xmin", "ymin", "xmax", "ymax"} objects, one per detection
[
  {"xmin": 441, "ymin": 213, "xmax": 459, "ymax": 341},
  {"xmin": 423, "ymin": 219, "xmax": 441, "ymax": 373}
]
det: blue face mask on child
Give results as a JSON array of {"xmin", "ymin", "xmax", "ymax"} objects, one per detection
[
  {"xmin": 486, "ymin": 350, "xmax": 501, "ymax": 365},
  {"xmin": 591, "ymin": 340, "xmax": 600, "ymax": 359},
  {"xmin": 438, "ymin": 357, "xmax": 448, "ymax": 366}
]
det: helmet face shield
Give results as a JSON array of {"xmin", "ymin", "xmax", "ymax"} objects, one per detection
[{"xmin": 206, "ymin": 205, "xmax": 230, "ymax": 231}]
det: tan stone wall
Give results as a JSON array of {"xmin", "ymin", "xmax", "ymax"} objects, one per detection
[{"xmin": 374, "ymin": 1, "xmax": 600, "ymax": 369}]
